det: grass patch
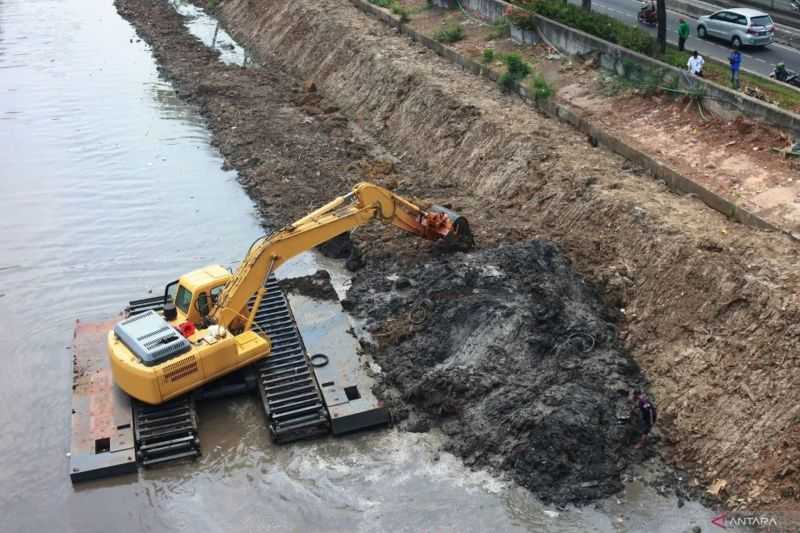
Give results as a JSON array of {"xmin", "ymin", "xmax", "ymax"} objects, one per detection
[
  {"xmin": 369, "ymin": 0, "xmax": 421, "ymax": 22},
  {"xmin": 207, "ymin": 0, "xmax": 217, "ymax": 10},
  {"xmin": 391, "ymin": 3, "xmax": 411, "ymax": 22},
  {"xmin": 482, "ymin": 48, "xmax": 495, "ymax": 64},
  {"xmin": 434, "ymin": 23, "xmax": 465, "ymax": 43}
]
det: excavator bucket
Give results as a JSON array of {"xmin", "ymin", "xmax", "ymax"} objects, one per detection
[{"xmin": 424, "ymin": 205, "xmax": 474, "ymax": 251}]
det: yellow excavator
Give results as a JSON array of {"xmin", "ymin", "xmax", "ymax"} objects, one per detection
[{"xmin": 108, "ymin": 182, "xmax": 473, "ymax": 405}]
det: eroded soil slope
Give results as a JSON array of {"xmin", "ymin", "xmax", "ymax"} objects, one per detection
[{"xmin": 119, "ymin": 0, "xmax": 800, "ymax": 509}]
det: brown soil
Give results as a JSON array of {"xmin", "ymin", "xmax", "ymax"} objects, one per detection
[
  {"xmin": 559, "ymin": 75, "xmax": 800, "ymax": 233},
  {"xmin": 116, "ymin": 0, "xmax": 800, "ymax": 510},
  {"xmin": 399, "ymin": 4, "xmax": 555, "ymax": 78}
]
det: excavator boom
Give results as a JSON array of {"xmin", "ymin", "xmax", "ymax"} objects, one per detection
[{"xmin": 211, "ymin": 182, "xmax": 473, "ymax": 331}]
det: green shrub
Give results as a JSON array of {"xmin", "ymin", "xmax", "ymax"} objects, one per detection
[
  {"xmin": 370, "ymin": 0, "xmax": 393, "ymax": 7},
  {"xmin": 391, "ymin": 3, "xmax": 410, "ymax": 22},
  {"xmin": 497, "ymin": 71, "xmax": 517, "ymax": 93},
  {"xmin": 482, "ymin": 48, "xmax": 495, "ymax": 64},
  {"xmin": 207, "ymin": 0, "xmax": 217, "ymax": 10},
  {"xmin": 496, "ymin": 53, "xmax": 531, "ymax": 94},
  {"xmin": 508, "ymin": 10, "xmax": 537, "ymax": 31},
  {"xmin": 528, "ymin": 0, "xmax": 655, "ymax": 55},
  {"xmin": 488, "ymin": 17, "xmax": 511, "ymax": 40},
  {"xmin": 503, "ymin": 52, "xmax": 531, "ymax": 80},
  {"xmin": 529, "ymin": 71, "xmax": 553, "ymax": 102},
  {"xmin": 434, "ymin": 23, "xmax": 465, "ymax": 43}
]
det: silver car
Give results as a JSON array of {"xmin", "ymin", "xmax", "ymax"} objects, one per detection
[{"xmin": 697, "ymin": 8, "xmax": 774, "ymax": 48}]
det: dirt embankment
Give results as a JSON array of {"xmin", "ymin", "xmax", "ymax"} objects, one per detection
[{"xmin": 118, "ymin": 0, "xmax": 800, "ymax": 509}]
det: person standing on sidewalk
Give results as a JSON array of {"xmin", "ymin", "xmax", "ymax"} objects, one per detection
[
  {"xmin": 677, "ymin": 18, "xmax": 690, "ymax": 52},
  {"xmin": 729, "ymin": 48, "xmax": 742, "ymax": 90}
]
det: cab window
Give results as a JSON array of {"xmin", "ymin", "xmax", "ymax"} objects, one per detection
[
  {"xmin": 210, "ymin": 285, "xmax": 225, "ymax": 305},
  {"xmin": 196, "ymin": 292, "xmax": 210, "ymax": 316},
  {"xmin": 175, "ymin": 285, "xmax": 192, "ymax": 314}
]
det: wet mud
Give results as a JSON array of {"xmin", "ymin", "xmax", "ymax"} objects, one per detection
[
  {"xmin": 347, "ymin": 241, "xmax": 649, "ymax": 504},
  {"xmin": 279, "ymin": 270, "xmax": 339, "ymax": 301}
]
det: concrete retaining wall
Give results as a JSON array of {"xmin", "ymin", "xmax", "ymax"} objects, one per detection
[
  {"xmin": 510, "ymin": 24, "xmax": 539, "ymax": 45},
  {"xmin": 532, "ymin": 14, "xmax": 800, "ymax": 136},
  {"xmin": 350, "ymin": 0, "xmax": 787, "ymax": 236},
  {"xmin": 459, "ymin": 0, "xmax": 507, "ymax": 21}
]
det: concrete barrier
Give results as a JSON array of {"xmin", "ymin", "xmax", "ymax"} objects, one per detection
[
  {"xmin": 349, "ymin": 0, "xmax": 788, "ymax": 237},
  {"xmin": 510, "ymin": 24, "xmax": 539, "ymax": 45}
]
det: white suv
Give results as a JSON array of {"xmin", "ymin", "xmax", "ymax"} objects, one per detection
[{"xmin": 697, "ymin": 8, "xmax": 774, "ymax": 48}]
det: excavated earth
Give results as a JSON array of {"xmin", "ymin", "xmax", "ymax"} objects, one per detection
[
  {"xmin": 346, "ymin": 241, "xmax": 645, "ymax": 504},
  {"xmin": 116, "ymin": 0, "xmax": 800, "ymax": 510}
]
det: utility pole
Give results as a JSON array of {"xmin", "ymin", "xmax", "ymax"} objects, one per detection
[{"xmin": 657, "ymin": 0, "xmax": 667, "ymax": 53}]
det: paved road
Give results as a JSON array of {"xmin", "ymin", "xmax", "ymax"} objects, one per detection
[
  {"xmin": 730, "ymin": 0, "xmax": 797, "ymax": 18},
  {"xmin": 567, "ymin": 0, "xmax": 800, "ymax": 77}
]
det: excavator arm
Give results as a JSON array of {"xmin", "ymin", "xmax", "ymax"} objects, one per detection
[
  {"xmin": 211, "ymin": 182, "xmax": 473, "ymax": 331},
  {"xmin": 107, "ymin": 181, "xmax": 473, "ymax": 405}
]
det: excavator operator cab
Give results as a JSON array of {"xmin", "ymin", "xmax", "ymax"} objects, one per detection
[{"xmin": 163, "ymin": 265, "xmax": 232, "ymax": 325}]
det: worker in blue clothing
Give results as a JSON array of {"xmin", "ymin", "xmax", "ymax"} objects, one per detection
[{"xmin": 729, "ymin": 48, "xmax": 742, "ymax": 90}]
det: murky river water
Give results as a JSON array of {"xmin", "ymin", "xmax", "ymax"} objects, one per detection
[{"xmin": 0, "ymin": 0, "xmax": 719, "ymax": 531}]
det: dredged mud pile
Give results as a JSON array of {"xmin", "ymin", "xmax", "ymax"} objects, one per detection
[{"xmin": 347, "ymin": 241, "xmax": 644, "ymax": 504}]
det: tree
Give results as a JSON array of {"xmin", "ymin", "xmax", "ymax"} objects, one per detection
[
  {"xmin": 582, "ymin": 0, "xmax": 591, "ymax": 10},
  {"xmin": 656, "ymin": 0, "xmax": 667, "ymax": 53}
]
